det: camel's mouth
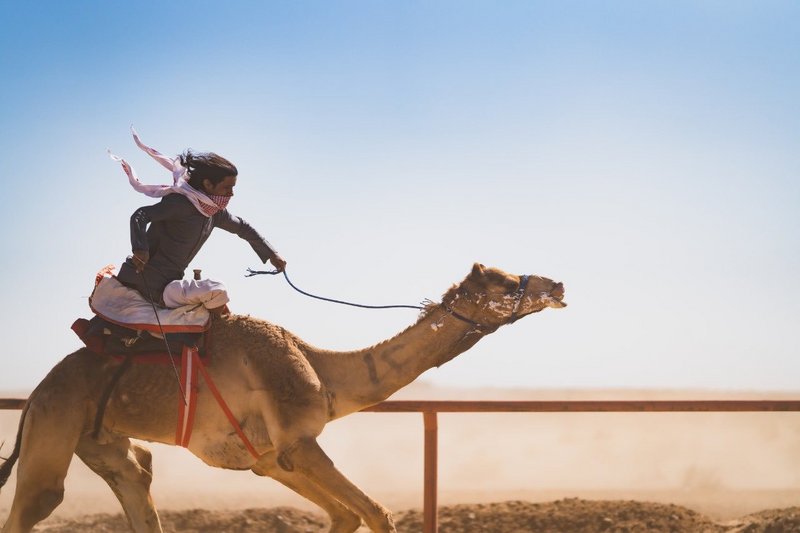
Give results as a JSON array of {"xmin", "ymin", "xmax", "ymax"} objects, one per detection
[{"xmin": 543, "ymin": 282, "xmax": 566, "ymax": 308}]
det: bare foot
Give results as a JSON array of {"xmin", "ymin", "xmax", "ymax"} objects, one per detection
[{"xmin": 208, "ymin": 304, "xmax": 230, "ymax": 316}]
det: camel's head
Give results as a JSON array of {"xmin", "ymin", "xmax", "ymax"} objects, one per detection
[{"xmin": 441, "ymin": 263, "xmax": 566, "ymax": 330}]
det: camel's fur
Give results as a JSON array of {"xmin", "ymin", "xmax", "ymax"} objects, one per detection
[{"xmin": 0, "ymin": 264, "xmax": 565, "ymax": 533}]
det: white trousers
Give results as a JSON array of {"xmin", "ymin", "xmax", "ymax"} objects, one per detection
[{"xmin": 162, "ymin": 279, "xmax": 229, "ymax": 309}]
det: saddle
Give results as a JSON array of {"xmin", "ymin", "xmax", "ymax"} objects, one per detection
[
  {"xmin": 75, "ymin": 267, "xmax": 213, "ymax": 362},
  {"xmin": 72, "ymin": 316, "xmax": 205, "ymax": 361}
]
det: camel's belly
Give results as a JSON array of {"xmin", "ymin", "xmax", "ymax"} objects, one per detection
[
  {"xmin": 182, "ymin": 406, "xmax": 272, "ymax": 467},
  {"xmin": 189, "ymin": 418, "xmax": 272, "ymax": 469}
]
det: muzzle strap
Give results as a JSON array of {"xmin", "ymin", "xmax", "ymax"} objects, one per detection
[{"xmin": 508, "ymin": 275, "xmax": 530, "ymax": 324}]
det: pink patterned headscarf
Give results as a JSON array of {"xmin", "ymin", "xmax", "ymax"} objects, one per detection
[{"xmin": 108, "ymin": 127, "xmax": 227, "ymax": 217}]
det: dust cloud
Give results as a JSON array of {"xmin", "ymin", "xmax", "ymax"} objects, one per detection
[{"xmin": 2, "ymin": 383, "xmax": 799, "ymax": 521}]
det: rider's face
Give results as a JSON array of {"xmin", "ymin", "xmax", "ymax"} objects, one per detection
[{"xmin": 203, "ymin": 175, "xmax": 237, "ymax": 197}]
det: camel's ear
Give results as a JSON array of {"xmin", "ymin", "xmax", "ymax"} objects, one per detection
[{"xmin": 470, "ymin": 263, "xmax": 485, "ymax": 278}]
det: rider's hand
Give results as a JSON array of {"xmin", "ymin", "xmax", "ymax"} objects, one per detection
[
  {"xmin": 269, "ymin": 253, "xmax": 287, "ymax": 272},
  {"xmin": 132, "ymin": 250, "xmax": 149, "ymax": 273}
]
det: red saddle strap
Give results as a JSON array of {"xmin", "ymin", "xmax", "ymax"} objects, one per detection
[
  {"xmin": 175, "ymin": 346, "xmax": 199, "ymax": 447},
  {"xmin": 176, "ymin": 347, "xmax": 260, "ymax": 459}
]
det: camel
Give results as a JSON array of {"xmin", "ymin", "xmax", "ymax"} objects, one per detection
[{"xmin": 0, "ymin": 263, "xmax": 565, "ymax": 533}]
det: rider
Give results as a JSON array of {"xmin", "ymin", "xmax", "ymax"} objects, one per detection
[{"xmin": 112, "ymin": 131, "xmax": 286, "ymax": 313}]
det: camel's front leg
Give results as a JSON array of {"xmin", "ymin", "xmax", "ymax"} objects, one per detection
[
  {"xmin": 2, "ymin": 403, "xmax": 83, "ymax": 533},
  {"xmin": 278, "ymin": 438, "xmax": 396, "ymax": 533},
  {"xmin": 252, "ymin": 451, "xmax": 362, "ymax": 533},
  {"xmin": 75, "ymin": 435, "xmax": 162, "ymax": 533}
]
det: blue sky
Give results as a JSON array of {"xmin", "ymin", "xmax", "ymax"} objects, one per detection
[{"xmin": 0, "ymin": 1, "xmax": 798, "ymax": 392}]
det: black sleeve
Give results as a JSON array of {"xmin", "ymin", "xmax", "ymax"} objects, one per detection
[{"xmin": 214, "ymin": 209, "xmax": 278, "ymax": 263}]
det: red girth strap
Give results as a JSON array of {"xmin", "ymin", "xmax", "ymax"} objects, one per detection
[
  {"xmin": 175, "ymin": 346, "xmax": 199, "ymax": 447},
  {"xmin": 176, "ymin": 347, "xmax": 260, "ymax": 459}
]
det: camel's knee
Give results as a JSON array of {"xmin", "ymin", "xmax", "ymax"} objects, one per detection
[
  {"xmin": 277, "ymin": 437, "xmax": 332, "ymax": 473},
  {"xmin": 131, "ymin": 444, "xmax": 153, "ymax": 478},
  {"xmin": 251, "ymin": 451, "xmax": 279, "ymax": 477}
]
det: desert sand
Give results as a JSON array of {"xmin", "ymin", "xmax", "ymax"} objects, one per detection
[{"xmin": 2, "ymin": 382, "xmax": 800, "ymax": 531}]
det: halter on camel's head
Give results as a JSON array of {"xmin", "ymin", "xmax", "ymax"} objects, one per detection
[{"xmin": 437, "ymin": 263, "xmax": 566, "ymax": 335}]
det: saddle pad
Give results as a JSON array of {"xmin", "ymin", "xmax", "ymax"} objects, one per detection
[
  {"xmin": 90, "ymin": 274, "xmax": 210, "ymax": 333},
  {"xmin": 72, "ymin": 318, "xmax": 208, "ymax": 366}
]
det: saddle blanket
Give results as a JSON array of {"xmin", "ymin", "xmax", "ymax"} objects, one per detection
[{"xmin": 90, "ymin": 273, "xmax": 211, "ymax": 333}]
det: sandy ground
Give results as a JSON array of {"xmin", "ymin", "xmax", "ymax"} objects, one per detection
[
  {"xmin": 27, "ymin": 500, "xmax": 800, "ymax": 532},
  {"xmin": 2, "ymin": 383, "xmax": 800, "ymax": 530}
]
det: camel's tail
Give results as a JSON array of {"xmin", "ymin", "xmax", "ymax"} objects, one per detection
[{"xmin": 0, "ymin": 400, "xmax": 29, "ymax": 490}]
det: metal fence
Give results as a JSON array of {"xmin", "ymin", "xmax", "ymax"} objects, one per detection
[{"xmin": 5, "ymin": 398, "xmax": 800, "ymax": 532}]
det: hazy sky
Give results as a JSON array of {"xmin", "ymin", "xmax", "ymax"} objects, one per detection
[{"xmin": 0, "ymin": 1, "xmax": 797, "ymax": 392}]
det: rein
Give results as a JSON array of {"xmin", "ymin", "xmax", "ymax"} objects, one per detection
[
  {"xmin": 246, "ymin": 269, "xmax": 530, "ymax": 333},
  {"xmin": 246, "ymin": 269, "xmax": 424, "ymax": 311}
]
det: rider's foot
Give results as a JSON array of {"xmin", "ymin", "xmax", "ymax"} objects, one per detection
[{"xmin": 208, "ymin": 304, "xmax": 230, "ymax": 316}]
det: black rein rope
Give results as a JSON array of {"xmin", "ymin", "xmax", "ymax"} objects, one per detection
[{"xmin": 246, "ymin": 268, "xmax": 424, "ymax": 311}]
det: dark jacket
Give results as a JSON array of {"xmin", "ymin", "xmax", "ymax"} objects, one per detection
[{"xmin": 116, "ymin": 193, "xmax": 276, "ymax": 299}]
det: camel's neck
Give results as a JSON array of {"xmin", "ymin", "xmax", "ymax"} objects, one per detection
[{"xmin": 310, "ymin": 307, "xmax": 485, "ymax": 419}]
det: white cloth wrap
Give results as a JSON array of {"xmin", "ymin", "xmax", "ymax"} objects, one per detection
[
  {"xmin": 108, "ymin": 127, "xmax": 218, "ymax": 218},
  {"xmin": 162, "ymin": 279, "xmax": 230, "ymax": 309},
  {"xmin": 90, "ymin": 275, "xmax": 212, "ymax": 332}
]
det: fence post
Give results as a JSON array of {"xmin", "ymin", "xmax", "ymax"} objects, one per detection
[{"xmin": 423, "ymin": 410, "xmax": 438, "ymax": 533}]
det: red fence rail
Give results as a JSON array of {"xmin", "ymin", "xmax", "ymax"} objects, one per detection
[
  {"xmin": 0, "ymin": 399, "xmax": 25, "ymax": 409},
  {"xmin": 5, "ymin": 398, "xmax": 800, "ymax": 532},
  {"xmin": 363, "ymin": 400, "xmax": 800, "ymax": 532}
]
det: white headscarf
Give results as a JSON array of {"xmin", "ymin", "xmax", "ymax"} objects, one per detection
[{"xmin": 108, "ymin": 127, "xmax": 220, "ymax": 217}]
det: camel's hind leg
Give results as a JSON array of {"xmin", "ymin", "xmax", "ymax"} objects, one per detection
[
  {"xmin": 2, "ymin": 402, "xmax": 82, "ymax": 533},
  {"xmin": 279, "ymin": 437, "xmax": 396, "ymax": 533},
  {"xmin": 75, "ymin": 435, "xmax": 162, "ymax": 533},
  {"xmin": 252, "ymin": 451, "xmax": 362, "ymax": 533}
]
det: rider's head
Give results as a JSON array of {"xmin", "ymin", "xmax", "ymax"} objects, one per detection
[{"xmin": 181, "ymin": 150, "xmax": 238, "ymax": 197}]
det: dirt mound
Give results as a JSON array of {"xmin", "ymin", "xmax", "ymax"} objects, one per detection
[
  {"xmin": 32, "ymin": 499, "xmax": 800, "ymax": 532},
  {"xmin": 723, "ymin": 506, "xmax": 800, "ymax": 532},
  {"xmin": 395, "ymin": 499, "xmax": 722, "ymax": 532},
  {"xmin": 36, "ymin": 507, "xmax": 327, "ymax": 532}
]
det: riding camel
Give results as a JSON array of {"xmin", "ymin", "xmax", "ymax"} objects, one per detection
[{"xmin": 0, "ymin": 264, "xmax": 565, "ymax": 532}]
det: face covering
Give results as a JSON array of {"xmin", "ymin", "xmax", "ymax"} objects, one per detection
[{"xmin": 199, "ymin": 194, "xmax": 231, "ymax": 216}]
